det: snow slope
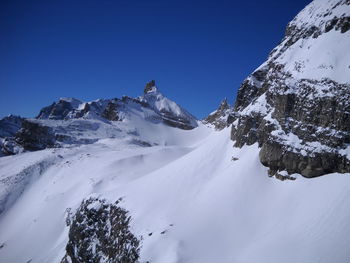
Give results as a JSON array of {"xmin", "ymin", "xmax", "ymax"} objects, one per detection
[
  {"xmin": 0, "ymin": 123, "xmax": 350, "ymax": 263},
  {"xmin": 270, "ymin": 0, "xmax": 350, "ymax": 84}
]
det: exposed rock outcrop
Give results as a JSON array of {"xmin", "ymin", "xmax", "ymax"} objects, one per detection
[
  {"xmin": 144, "ymin": 80, "xmax": 157, "ymax": 94},
  {"xmin": 0, "ymin": 115, "xmax": 24, "ymax": 156},
  {"xmin": 230, "ymin": 0, "xmax": 350, "ymax": 177},
  {"xmin": 102, "ymin": 101, "xmax": 119, "ymax": 121},
  {"xmin": 15, "ymin": 120, "xmax": 56, "ymax": 151},
  {"xmin": 203, "ymin": 98, "xmax": 231, "ymax": 130},
  {"xmin": 37, "ymin": 98, "xmax": 83, "ymax": 120},
  {"xmin": 61, "ymin": 197, "xmax": 140, "ymax": 263}
]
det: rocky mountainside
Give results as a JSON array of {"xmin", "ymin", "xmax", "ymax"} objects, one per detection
[
  {"xmin": 0, "ymin": 81, "xmax": 198, "ymax": 156},
  {"xmin": 230, "ymin": 0, "xmax": 350, "ymax": 178}
]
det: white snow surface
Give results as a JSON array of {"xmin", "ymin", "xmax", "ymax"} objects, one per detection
[
  {"xmin": 269, "ymin": 0, "xmax": 350, "ymax": 84},
  {"xmin": 0, "ymin": 124, "xmax": 350, "ymax": 263},
  {"xmin": 276, "ymin": 29, "xmax": 350, "ymax": 83}
]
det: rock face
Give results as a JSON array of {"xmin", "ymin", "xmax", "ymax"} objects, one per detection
[
  {"xmin": 102, "ymin": 101, "xmax": 119, "ymax": 121},
  {"xmin": 144, "ymin": 80, "xmax": 157, "ymax": 93},
  {"xmin": 0, "ymin": 115, "xmax": 24, "ymax": 156},
  {"xmin": 230, "ymin": 0, "xmax": 350, "ymax": 177},
  {"xmin": 61, "ymin": 197, "xmax": 140, "ymax": 263},
  {"xmin": 36, "ymin": 97, "xmax": 112, "ymax": 121},
  {"xmin": 203, "ymin": 98, "xmax": 232, "ymax": 130},
  {"xmin": 37, "ymin": 98, "xmax": 82, "ymax": 120},
  {"xmin": 15, "ymin": 120, "xmax": 56, "ymax": 151}
]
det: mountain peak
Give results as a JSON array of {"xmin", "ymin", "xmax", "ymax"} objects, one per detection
[
  {"xmin": 144, "ymin": 80, "xmax": 158, "ymax": 94},
  {"xmin": 203, "ymin": 98, "xmax": 231, "ymax": 130},
  {"xmin": 219, "ymin": 98, "xmax": 229, "ymax": 111}
]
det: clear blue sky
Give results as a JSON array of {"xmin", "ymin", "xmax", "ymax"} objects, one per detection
[{"xmin": 0, "ymin": 0, "xmax": 310, "ymax": 119}]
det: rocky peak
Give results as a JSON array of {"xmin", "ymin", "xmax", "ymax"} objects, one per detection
[
  {"xmin": 230, "ymin": 0, "xmax": 350, "ymax": 178},
  {"xmin": 144, "ymin": 80, "xmax": 158, "ymax": 94},
  {"xmin": 203, "ymin": 98, "xmax": 231, "ymax": 130},
  {"xmin": 36, "ymin": 98, "xmax": 84, "ymax": 120},
  {"xmin": 140, "ymin": 80, "xmax": 198, "ymax": 130},
  {"xmin": 218, "ymin": 98, "xmax": 229, "ymax": 111}
]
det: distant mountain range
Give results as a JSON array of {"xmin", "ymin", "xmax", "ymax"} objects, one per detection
[{"xmin": 0, "ymin": 80, "xmax": 198, "ymax": 156}]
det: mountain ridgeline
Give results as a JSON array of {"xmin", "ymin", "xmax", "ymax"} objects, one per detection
[{"xmin": 0, "ymin": 81, "xmax": 198, "ymax": 156}]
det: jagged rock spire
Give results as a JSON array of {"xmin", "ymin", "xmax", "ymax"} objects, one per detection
[
  {"xmin": 218, "ymin": 98, "xmax": 230, "ymax": 111},
  {"xmin": 203, "ymin": 98, "xmax": 231, "ymax": 130},
  {"xmin": 144, "ymin": 80, "xmax": 158, "ymax": 94}
]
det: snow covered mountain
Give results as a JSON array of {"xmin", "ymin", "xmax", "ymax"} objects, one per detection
[
  {"xmin": 231, "ymin": 0, "xmax": 350, "ymax": 177},
  {"xmin": 1, "ymin": 1, "xmax": 350, "ymax": 263},
  {"xmin": 0, "ymin": 81, "xmax": 198, "ymax": 155},
  {"xmin": 36, "ymin": 80, "xmax": 197, "ymax": 131}
]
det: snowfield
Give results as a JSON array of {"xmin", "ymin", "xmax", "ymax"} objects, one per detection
[{"xmin": 0, "ymin": 123, "xmax": 350, "ymax": 263}]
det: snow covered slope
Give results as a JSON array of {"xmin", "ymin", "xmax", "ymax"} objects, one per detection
[{"xmin": 1, "ymin": 126, "xmax": 350, "ymax": 263}]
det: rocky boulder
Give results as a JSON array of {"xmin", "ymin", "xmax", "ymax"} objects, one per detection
[{"xmin": 61, "ymin": 197, "xmax": 140, "ymax": 263}]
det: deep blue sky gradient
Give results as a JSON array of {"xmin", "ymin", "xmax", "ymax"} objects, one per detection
[{"xmin": 0, "ymin": 0, "xmax": 310, "ymax": 119}]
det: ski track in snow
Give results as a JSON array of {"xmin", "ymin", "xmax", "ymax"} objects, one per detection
[{"xmin": 0, "ymin": 125, "xmax": 349, "ymax": 263}]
